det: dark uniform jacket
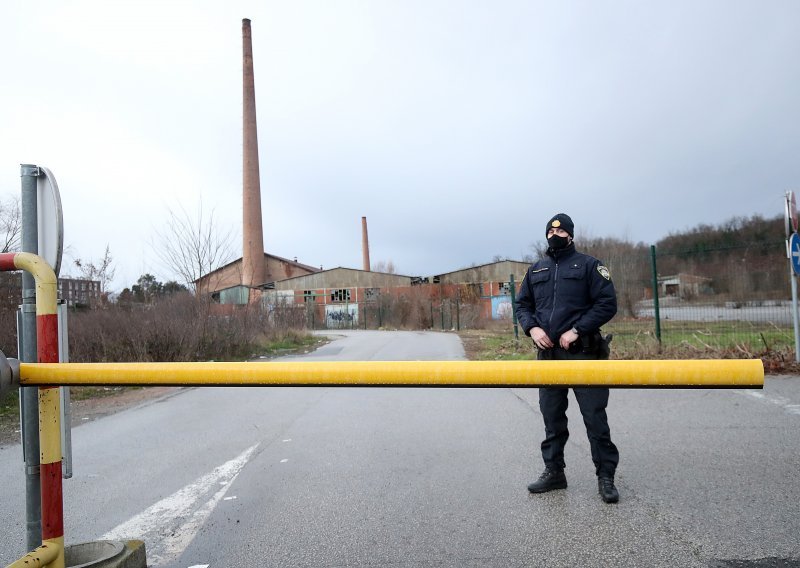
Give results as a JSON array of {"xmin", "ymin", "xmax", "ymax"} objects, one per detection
[{"xmin": 515, "ymin": 243, "xmax": 617, "ymax": 344}]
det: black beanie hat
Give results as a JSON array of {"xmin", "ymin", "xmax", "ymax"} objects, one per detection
[{"xmin": 546, "ymin": 213, "xmax": 574, "ymax": 238}]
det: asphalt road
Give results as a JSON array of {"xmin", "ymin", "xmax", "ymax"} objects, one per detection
[{"xmin": 1, "ymin": 330, "xmax": 799, "ymax": 567}]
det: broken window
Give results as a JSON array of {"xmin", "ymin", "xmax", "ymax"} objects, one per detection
[{"xmin": 331, "ymin": 289, "xmax": 351, "ymax": 303}]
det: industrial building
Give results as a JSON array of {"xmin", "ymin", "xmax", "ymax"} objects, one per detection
[{"xmin": 197, "ymin": 254, "xmax": 318, "ymax": 305}]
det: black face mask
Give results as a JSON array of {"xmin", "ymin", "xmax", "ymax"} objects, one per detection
[{"xmin": 548, "ymin": 235, "xmax": 570, "ymax": 250}]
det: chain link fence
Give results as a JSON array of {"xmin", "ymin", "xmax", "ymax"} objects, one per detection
[{"xmin": 603, "ymin": 240, "xmax": 789, "ymax": 354}]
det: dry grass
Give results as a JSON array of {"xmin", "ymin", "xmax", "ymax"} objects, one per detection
[
  {"xmin": 68, "ymin": 293, "xmax": 315, "ymax": 362},
  {"xmin": 458, "ymin": 325, "xmax": 795, "ymax": 374}
]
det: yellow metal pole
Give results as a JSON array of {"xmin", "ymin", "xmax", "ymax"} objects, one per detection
[
  {"xmin": 20, "ymin": 359, "xmax": 764, "ymax": 388},
  {"xmin": 3, "ymin": 252, "xmax": 64, "ymax": 568},
  {"xmin": 6, "ymin": 541, "xmax": 60, "ymax": 568}
]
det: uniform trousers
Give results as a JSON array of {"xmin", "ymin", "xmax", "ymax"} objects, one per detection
[{"xmin": 537, "ymin": 346, "xmax": 619, "ymax": 478}]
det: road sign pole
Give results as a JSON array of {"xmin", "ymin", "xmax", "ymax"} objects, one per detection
[
  {"xmin": 786, "ymin": 193, "xmax": 800, "ymax": 363},
  {"xmin": 19, "ymin": 164, "xmax": 41, "ymax": 551},
  {"xmin": 790, "ymin": 264, "xmax": 800, "ymax": 363}
]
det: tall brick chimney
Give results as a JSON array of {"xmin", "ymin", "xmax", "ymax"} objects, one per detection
[
  {"xmin": 242, "ymin": 18, "xmax": 265, "ymax": 292},
  {"xmin": 361, "ymin": 216, "xmax": 371, "ymax": 271}
]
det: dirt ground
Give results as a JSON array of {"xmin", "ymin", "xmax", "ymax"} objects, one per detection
[
  {"xmin": 457, "ymin": 330, "xmax": 485, "ymax": 360},
  {"xmin": 0, "ymin": 386, "xmax": 183, "ymax": 449}
]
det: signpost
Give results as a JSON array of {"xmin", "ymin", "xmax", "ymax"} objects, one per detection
[
  {"xmin": 19, "ymin": 164, "xmax": 66, "ymax": 551},
  {"xmin": 785, "ymin": 191, "xmax": 800, "ymax": 363},
  {"xmin": 790, "ymin": 233, "xmax": 800, "ymax": 276},
  {"xmin": 35, "ymin": 166, "xmax": 64, "ymax": 276}
]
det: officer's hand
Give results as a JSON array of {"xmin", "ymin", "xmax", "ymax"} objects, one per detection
[
  {"xmin": 531, "ymin": 327, "xmax": 553, "ymax": 350},
  {"xmin": 559, "ymin": 328, "xmax": 579, "ymax": 350}
]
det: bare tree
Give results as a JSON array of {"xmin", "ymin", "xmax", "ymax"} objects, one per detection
[
  {"xmin": 152, "ymin": 203, "xmax": 235, "ymax": 291},
  {"xmin": 529, "ymin": 241, "xmax": 548, "ymax": 260},
  {"xmin": 73, "ymin": 244, "xmax": 116, "ymax": 295},
  {"xmin": 0, "ymin": 195, "xmax": 21, "ymax": 253},
  {"xmin": 578, "ymin": 234, "xmax": 649, "ymax": 318},
  {"xmin": 372, "ymin": 260, "xmax": 396, "ymax": 274}
]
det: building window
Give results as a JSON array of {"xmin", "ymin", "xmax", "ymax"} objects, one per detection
[
  {"xmin": 365, "ymin": 288, "xmax": 379, "ymax": 301},
  {"xmin": 303, "ymin": 290, "xmax": 314, "ymax": 303},
  {"xmin": 498, "ymin": 282, "xmax": 511, "ymax": 295},
  {"xmin": 331, "ymin": 289, "xmax": 351, "ymax": 303}
]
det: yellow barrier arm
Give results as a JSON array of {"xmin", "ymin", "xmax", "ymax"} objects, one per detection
[{"xmin": 20, "ymin": 359, "xmax": 764, "ymax": 388}]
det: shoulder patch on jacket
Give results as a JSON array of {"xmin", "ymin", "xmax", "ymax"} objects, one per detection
[{"xmin": 597, "ymin": 265, "xmax": 611, "ymax": 280}]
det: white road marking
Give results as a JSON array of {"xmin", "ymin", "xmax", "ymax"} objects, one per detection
[
  {"xmin": 282, "ymin": 439, "xmax": 291, "ymax": 442},
  {"xmin": 188, "ymin": 565, "xmax": 209, "ymax": 568},
  {"xmin": 223, "ymin": 496, "xmax": 237, "ymax": 501},
  {"xmin": 733, "ymin": 390, "xmax": 800, "ymax": 415},
  {"xmin": 101, "ymin": 444, "xmax": 258, "ymax": 566},
  {"xmin": 280, "ymin": 458, "xmax": 289, "ymax": 463}
]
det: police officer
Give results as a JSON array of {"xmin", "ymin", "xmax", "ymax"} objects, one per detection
[{"xmin": 515, "ymin": 213, "xmax": 620, "ymax": 503}]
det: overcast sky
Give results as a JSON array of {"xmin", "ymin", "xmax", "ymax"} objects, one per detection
[{"xmin": 1, "ymin": 1, "xmax": 797, "ymax": 290}]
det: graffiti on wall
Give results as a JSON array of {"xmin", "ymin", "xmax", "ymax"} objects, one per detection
[
  {"xmin": 491, "ymin": 297, "xmax": 513, "ymax": 320},
  {"xmin": 325, "ymin": 304, "xmax": 359, "ymax": 328}
]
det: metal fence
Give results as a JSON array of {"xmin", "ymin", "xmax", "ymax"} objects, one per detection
[{"xmin": 604, "ymin": 240, "xmax": 789, "ymax": 352}]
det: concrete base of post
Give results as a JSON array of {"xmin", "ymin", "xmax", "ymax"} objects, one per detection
[{"xmin": 64, "ymin": 540, "xmax": 146, "ymax": 568}]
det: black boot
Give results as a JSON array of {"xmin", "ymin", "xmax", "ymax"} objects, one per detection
[
  {"xmin": 598, "ymin": 477, "xmax": 619, "ymax": 503},
  {"xmin": 527, "ymin": 467, "xmax": 567, "ymax": 493}
]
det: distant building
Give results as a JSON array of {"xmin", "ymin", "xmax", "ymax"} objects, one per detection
[
  {"xmin": 431, "ymin": 260, "xmax": 529, "ymax": 285},
  {"xmin": 58, "ymin": 277, "xmax": 101, "ymax": 307},
  {"xmin": 270, "ymin": 267, "xmax": 413, "ymax": 293},
  {"xmin": 430, "ymin": 260, "xmax": 530, "ymax": 320},
  {"xmin": 654, "ymin": 273, "xmax": 713, "ymax": 299},
  {"xmin": 259, "ymin": 267, "xmax": 410, "ymax": 328},
  {"xmin": 196, "ymin": 253, "xmax": 319, "ymax": 306}
]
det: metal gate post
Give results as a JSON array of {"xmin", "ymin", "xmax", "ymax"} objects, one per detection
[
  {"xmin": 510, "ymin": 274, "xmax": 519, "ymax": 340},
  {"xmin": 649, "ymin": 245, "xmax": 662, "ymax": 346}
]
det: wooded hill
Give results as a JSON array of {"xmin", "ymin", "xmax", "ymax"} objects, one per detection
[
  {"xmin": 656, "ymin": 214, "xmax": 783, "ymax": 256},
  {"xmin": 654, "ymin": 214, "xmax": 785, "ymax": 301}
]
